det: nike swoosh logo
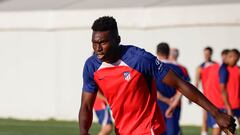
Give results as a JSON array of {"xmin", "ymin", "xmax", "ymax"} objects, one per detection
[{"xmin": 98, "ymin": 77, "xmax": 104, "ymax": 80}]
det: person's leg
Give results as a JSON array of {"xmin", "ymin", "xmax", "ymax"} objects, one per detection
[
  {"xmin": 202, "ymin": 109, "xmax": 208, "ymax": 135},
  {"xmin": 174, "ymin": 107, "xmax": 181, "ymax": 135},
  {"xmin": 98, "ymin": 124, "xmax": 113, "ymax": 135},
  {"xmin": 207, "ymin": 111, "xmax": 221, "ymax": 135},
  {"xmin": 98, "ymin": 107, "xmax": 113, "ymax": 135},
  {"xmin": 212, "ymin": 127, "xmax": 221, "ymax": 135}
]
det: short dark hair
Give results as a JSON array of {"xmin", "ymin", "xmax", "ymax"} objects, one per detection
[
  {"xmin": 91, "ymin": 16, "xmax": 119, "ymax": 36},
  {"xmin": 221, "ymin": 49, "xmax": 230, "ymax": 56},
  {"xmin": 157, "ymin": 42, "xmax": 170, "ymax": 56},
  {"xmin": 204, "ymin": 46, "xmax": 213, "ymax": 55},
  {"xmin": 231, "ymin": 48, "xmax": 240, "ymax": 59}
]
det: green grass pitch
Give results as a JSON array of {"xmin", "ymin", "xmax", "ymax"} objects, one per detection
[{"xmin": 0, "ymin": 118, "xmax": 237, "ymax": 135}]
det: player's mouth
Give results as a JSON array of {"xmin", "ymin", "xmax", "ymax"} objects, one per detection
[{"xmin": 96, "ymin": 53, "xmax": 104, "ymax": 59}]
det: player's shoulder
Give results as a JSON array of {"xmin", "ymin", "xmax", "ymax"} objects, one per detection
[
  {"xmin": 84, "ymin": 54, "xmax": 102, "ymax": 71},
  {"xmin": 120, "ymin": 45, "xmax": 155, "ymax": 60},
  {"xmin": 220, "ymin": 63, "xmax": 227, "ymax": 69},
  {"xmin": 166, "ymin": 63, "xmax": 183, "ymax": 73},
  {"xmin": 199, "ymin": 62, "xmax": 205, "ymax": 68}
]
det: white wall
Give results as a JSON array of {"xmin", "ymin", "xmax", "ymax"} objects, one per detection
[
  {"xmin": 0, "ymin": 5, "xmax": 240, "ymax": 125},
  {"xmin": 0, "ymin": 26, "xmax": 239, "ymax": 125}
]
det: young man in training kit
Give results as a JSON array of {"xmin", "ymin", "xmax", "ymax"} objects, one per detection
[
  {"xmin": 79, "ymin": 16, "xmax": 236, "ymax": 135},
  {"xmin": 195, "ymin": 47, "xmax": 216, "ymax": 135},
  {"xmin": 94, "ymin": 93, "xmax": 113, "ymax": 135},
  {"xmin": 205, "ymin": 49, "xmax": 239, "ymax": 135}
]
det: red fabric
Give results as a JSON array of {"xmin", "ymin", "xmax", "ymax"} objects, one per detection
[
  {"xmin": 204, "ymin": 64, "xmax": 225, "ymax": 108},
  {"xmin": 178, "ymin": 64, "xmax": 189, "ymax": 78},
  {"xmin": 94, "ymin": 66, "xmax": 165, "ymax": 135},
  {"xmin": 227, "ymin": 66, "xmax": 240, "ymax": 109},
  {"xmin": 93, "ymin": 96, "xmax": 106, "ymax": 111},
  {"xmin": 201, "ymin": 65, "xmax": 215, "ymax": 97}
]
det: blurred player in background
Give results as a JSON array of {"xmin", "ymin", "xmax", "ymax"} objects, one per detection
[
  {"xmin": 225, "ymin": 49, "xmax": 240, "ymax": 131},
  {"xmin": 94, "ymin": 92, "xmax": 113, "ymax": 135},
  {"xmin": 156, "ymin": 43, "xmax": 186, "ymax": 135},
  {"xmin": 195, "ymin": 47, "xmax": 216, "ymax": 135},
  {"xmin": 205, "ymin": 48, "xmax": 239, "ymax": 135},
  {"xmin": 169, "ymin": 48, "xmax": 191, "ymax": 82}
]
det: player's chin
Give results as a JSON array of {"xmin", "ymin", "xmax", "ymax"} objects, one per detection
[{"xmin": 97, "ymin": 54, "xmax": 105, "ymax": 60}]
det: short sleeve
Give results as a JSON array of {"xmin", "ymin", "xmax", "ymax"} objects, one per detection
[
  {"xmin": 82, "ymin": 60, "xmax": 98, "ymax": 93},
  {"xmin": 219, "ymin": 65, "xmax": 228, "ymax": 84},
  {"xmin": 152, "ymin": 58, "xmax": 170, "ymax": 81},
  {"xmin": 138, "ymin": 50, "xmax": 170, "ymax": 82}
]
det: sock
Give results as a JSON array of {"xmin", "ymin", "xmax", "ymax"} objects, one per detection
[{"xmin": 201, "ymin": 131, "xmax": 208, "ymax": 135}]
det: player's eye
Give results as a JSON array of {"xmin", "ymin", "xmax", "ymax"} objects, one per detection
[{"xmin": 100, "ymin": 41, "xmax": 107, "ymax": 45}]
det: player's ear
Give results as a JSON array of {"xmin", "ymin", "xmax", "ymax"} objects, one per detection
[{"xmin": 117, "ymin": 36, "xmax": 121, "ymax": 44}]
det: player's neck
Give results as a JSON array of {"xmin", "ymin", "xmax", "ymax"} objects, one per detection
[
  {"xmin": 205, "ymin": 59, "xmax": 212, "ymax": 62},
  {"xmin": 104, "ymin": 47, "xmax": 121, "ymax": 64},
  {"xmin": 157, "ymin": 55, "xmax": 168, "ymax": 61}
]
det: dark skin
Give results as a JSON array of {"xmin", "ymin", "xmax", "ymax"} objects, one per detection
[{"xmin": 79, "ymin": 31, "xmax": 236, "ymax": 135}]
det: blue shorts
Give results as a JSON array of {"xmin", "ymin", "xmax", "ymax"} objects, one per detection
[
  {"xmin": 207, "ymin": 109, "xmax": 240, "ymax": 128},
  {"xmin": 158, "ymin": 101, "xmax": 181, "ymax": 135},
  {"xmin": 95, "ymin": 106, "xmax": 113, "ymax": 126}
]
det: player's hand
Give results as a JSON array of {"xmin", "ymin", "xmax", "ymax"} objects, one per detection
[
  {"xmin": 214, "ymin": 111, "xmax": 236, "ymax": 134},
  {"xmin": 165, "ymin": 106, "xmax": 174, "ymax": 118},
  {"xmin": 165, "ymin": 98, "xmax": 173, "ymax": 106}
]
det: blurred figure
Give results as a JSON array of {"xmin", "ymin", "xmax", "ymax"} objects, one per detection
[
  {"xmin": 221, "ymin": 49, "xmax": 230, "ymax": 64},
  {"xmin": 225, "ymin": 49, "xmax": 240, "ymax": 126},
  {"xmin": 206, "ymin": 49, "xmax": 240, "ymax": 135},
  {"xmin": 195, "ymin": 47, "xmax": 216, "ymax": 135},
  {"xmin": 219, "ymin": 49, "xmax": 231, "ymax": 116},
  {"xmin": 169, "ymin": 48, "xmax": 191, "ymax": 104},
  {"xmin": 94, "ymin": 93, "xmax": 113, "ymax": 135},
  {"xmin": 169, "ymin": 48, "xmax": 191, "ymax": 82},
  {"xmin": 156, "ymin": 42, "xmax": 186, "ymax": 135}
]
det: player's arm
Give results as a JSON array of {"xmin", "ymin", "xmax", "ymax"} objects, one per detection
[
  {"xmin": 162, "ymin": 69, "xmax": 236, "ymax": 134},
  {"xmin": 220, "ymin": 84, "xmax": 232, "ymax": 115},
  {"xmin": 157, "ymin": 91, "xmax": 171, "ymax": 105},
  {"xmin": 195, "ymin": 66, "xmax": 201, "ymax": 88},
  {"xmin": 219, "ymin": 67, "xmax": 232, "ymax": 115},
  {"xmin": 165, "ymin": 91, "xmax": 182, "ymax": 118},
  {"xmin": 79, "ymin": 91, "xmax": 97, "ymax": 135}
]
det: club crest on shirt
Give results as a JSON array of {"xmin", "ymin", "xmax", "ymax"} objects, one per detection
[{"xmin": 123, "ymin": 71, "xmax": 131, "ymax": 81}]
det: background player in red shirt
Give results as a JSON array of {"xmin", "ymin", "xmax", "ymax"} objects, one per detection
[
  {"xmin": 195, "ymin": 47, "xmax": 216, "ymax": 135},
  {"xmin": 205, "ymin": 49, "xmax": 239, "ymax": 135},
  {"xmin": 79, "ymin": 16, "xmax": 236, "ymax": 135},
  {"xmin": 93, "ymin": 92, "xmax": 113, "ymax": 135},
  {"xmin": 169, "ymin": 48, "xmax": 191, "ymax": 82}
]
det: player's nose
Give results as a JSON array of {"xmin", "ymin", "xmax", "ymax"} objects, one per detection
[{"xmin": 96, "ymin": 43, "xmax": 103, "ymax": 52}]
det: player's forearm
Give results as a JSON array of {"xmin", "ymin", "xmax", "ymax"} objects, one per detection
[
  {"xmin": 195, "ymin": 68, "xmax": 201, "ymax": 88},
  {"xmin": 79, "ymin": 106, "xmax": 93, "ymax": 135},
  {"xmin": 157, "ymin": 91, "xmax": 170, "ymax": 104},
  {"xmin": 171, "ymin": 92, "xmax": 182, "ymax": 107},
  {"xmin": 220, "ymin": 85, "xmax": 231, "ymax": 110},
  {"xmin": 163, "ymin": 70, "xmax": 219, "ymax": 117},
  {"xmin": 177, "ymin": 81, "xmax": 219, "ymax": 117}
]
